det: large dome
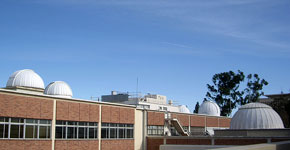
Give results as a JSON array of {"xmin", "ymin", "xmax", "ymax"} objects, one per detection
[
  {"xmin": 44, "ymin": 81, "xmax": 73, "ymax": 98},
  {"xmin": 230, "ymin": 102, "xmax": 284, "ymax": 129},
  {"xmin": 198, "ymin": 101, "xmax": 220, "ymax": 116},
  {"xmin": 6, "ymin": 69, "xmax": 45, "ymax": 89},
  {"xmin": 179, "ymin": 105, "xmax": 190, "ymax": 113}
]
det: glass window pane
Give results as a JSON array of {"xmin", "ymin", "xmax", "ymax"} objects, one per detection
[
  {"xmin": 56, "ymin": 121, "xmax": 64, "ymax": 125},
  {"xmin": 110, "ymin": 123, "xmax": 117, "ymax": 127},
  {"xmin": 68, "ymin": 122, "xmax": 75, "ymax": 125},
  {"xmin": 47, "ymin": 126, "xmax": 51, "ymax": 138},
  {"xmin": 127, "ymin": 129, "xmax": 133, "ymax": 138},
  {"xmin": 25, "ymin": 125, "xmax": 34, "ymax": 138},
  {"xmin": 94, "ymin": 127, "xmax": 98, "ymax": 139},
  {"xmin": 119, "ymin": 128, "xmax": 124, "ymax": 138},
  {"xmin": 67, "ymin": 127, "xmax": 75, "ymax": 138},
  {"xmin": 40, "ymin": 120, "xmax": 48, "ymax": 124},
  {"xmin": 55, "ymin": 127, "xmax": 63, "ymax": 138},
  {"xmin": 11, "ymin": 118, "xmax": 19, "ymax": 123},
  {"xmin": 0, "ymin": 124, "xmax": 3, "ymax": 138},
  {"xmin": 101, "ymin": 128, "xmax": 108, "ymax": 138},
  {"xmin": 79, "ymin": 122, "xmax": 85, "ymax": 126},
  {"xmin": 0, "ymin": 117, "xmax": 4, "ymax": 122},
  {"xmin": 10, "ymin": 125, "xmax": 19, "ymax": 138},
  {"xmin": 90, "ymin": 128, "xmax": 95, "ymax": 138},
  {"xmin": 39, "ymin": 126, "xmax": 47, "ymax": 138},
  {"xmin": 26, "ymin": 119, "xmax": 35, "ymax": 124},
  {"xmin": 110, "ymin": 128, "xmax": 116, "ymax": 138},
  {"xmin": 4, "ymin": 125, "xmax": 8, "ymax": 138},
  {"xmin": 78, "ymin": 127, "xmax": 85, "ymax": 139}
]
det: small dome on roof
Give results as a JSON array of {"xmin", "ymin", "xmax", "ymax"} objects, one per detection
[
  {"xmin": 6, "ymin": 69, "xmax": 45, "ymax": 89},
  {"xmin": 198, "ymin": 101, "xmax": 220, "ymax": 116},
  {"xmin": 230, "ymin": 102, "xmax": 284, "ymax": 129},
  {"xmin": 44, "ymin": 81, "xmax": 73, "ymax": 98},
  {"xmin": 179, "ymin": 105, "xmax": 190, "ymax": 113}
]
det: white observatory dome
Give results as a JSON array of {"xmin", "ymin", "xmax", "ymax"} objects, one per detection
[
  {"xmin": 179, "ymin": 105, "xmax": 190, "ymax": 113},
  {"xmin": 230, "ymin": 102, "xmax": 284, "ymax": 129},
  {"xmin": 198, "ymin": 101, "xmax": 220, "ymax": 116},
  {"xmin": 44, "ymin": 81, "xmax": 73, "ymax": 98},
  {"xmin": 6, "ymin": 69, "xmax": 45, "ymax": 89}
]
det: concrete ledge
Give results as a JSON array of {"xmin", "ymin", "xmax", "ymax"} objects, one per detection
[
  {"xmin": 160, "ymin": 145, "xmax": 230, "ymax": 150},
  {"xmin": 160, "ymin": 140, "xmax": 290, "ymax": 150}
]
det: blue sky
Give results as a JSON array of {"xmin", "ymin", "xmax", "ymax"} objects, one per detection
[{"xmin": 0, "ymin": 0, "xmax": 290, "ymax": 113}]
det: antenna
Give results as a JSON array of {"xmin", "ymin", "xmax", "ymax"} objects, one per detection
[{"xmin": 136, "ymin": 77, "xmax": 139, "ymax": 99}]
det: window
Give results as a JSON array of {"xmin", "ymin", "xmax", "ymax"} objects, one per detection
[
  {"xmin": 55, "ymin": 121, "xmax": 98, "ymax": 139},
  {"xmin": 101, "ymin": 123, "xmax": 134, "ymax": 139},
  {"xmin": 147, "ymin": 125, "xmax": 164, "ymax": 136},
  {"xmin": 0, "ymin": 117, "xmax": 51, "ymax": 139}
]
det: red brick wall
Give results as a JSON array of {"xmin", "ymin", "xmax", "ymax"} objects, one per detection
[
  {"xmin": 177, "ymin": 114, "xmax": 189, "ymax": 126},
  {"xmin": 206, "ymin": 117, "xmax": 219, "ymax": 127},
  {"xmin": 0, "ymin": 140, "xmax": 51, "ymax": 150},
  {"xmin": 89, "ymin": 104, "xmax": 99, "ymax": 122},
  {"xmin": 190, "ymin": 115, "xmax": 205, "ymax": 127},
  {"xmin": 69, "ymin": 102, "xmax": 80, "ymax": 121},
  {"xmin": 147, "ymin": 138, "xmax": 163, "ymax": 150},
  {"xmin": 110, "ymin": 107, "xmax": 120, "ymax": 123},
  {"xmin": 79, "ymin": 103, "xmax": 89, "ymax": 122},
  {"xmin": 56, "ymin": 101, "xmax": 99, "ymax": 122},
  {"xmin": 218, "ymin": 118, "xmax": 231, "ymax": 127},
  {"xmin": 119, "ymin": 107, "xmax": 134, "ymax": 124},
  {"xmin": 0, "ymin": 93, "xmax": 53, "ymax": 120},
  {"xmin": 101, "ymin": 106, "xmax": 134, "ymax": 124},
  {"xmin": 147, "ymin": 111, "xmax": 165, "ymax": 126},
  {"xmin": 101, "ymin": 140, "xmax": 134, "ymax": 150},
  {"xmin": 55, "ymin": 140, "xmax": 98, "ymax": 150}
]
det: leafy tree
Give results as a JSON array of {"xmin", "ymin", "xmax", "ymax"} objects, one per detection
[
  {"xmin": 205, "ymin": 70, "xmax": 245, "ymax": 116},
  {"xmin": 205, "ymin": 70, "xmax": 269, "ymax": 116},
  {"xmin": 239, "ymin": 74, "xmax": 268, "ymax": 105},
  {"xmin": 193, "ymin": 102, "xmax": 200, "ymax": 113}
]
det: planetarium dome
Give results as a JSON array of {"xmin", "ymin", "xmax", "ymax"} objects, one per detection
[
  {"xmin": 230, "ymin": 102, "xmax": 284, "ymax": 129},
  {"xmin": 179, "ymin": 105, "xmax": 190, "ymax": 113},
  {"xmin": 198, "ymin": 101, "xmax": 220, "ymax": 116},
  {"xmin": 6, "ymin": 69, "xmax": 45, "ymax": 89},
  {"xmin": 44, "ymin": 81, "xmax": 73, "ymax": 98}
]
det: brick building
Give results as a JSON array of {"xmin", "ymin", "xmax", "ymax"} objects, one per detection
[{"xmin": 0, "ymin": 69, "xmax": 231, "ymax": 150}]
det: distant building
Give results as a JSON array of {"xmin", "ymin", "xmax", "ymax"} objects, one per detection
[{"xmin": 101, "ymin": 91, "xmax": 190, "ymax": 113}]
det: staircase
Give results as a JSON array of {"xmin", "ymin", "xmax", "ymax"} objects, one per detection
[{"xmin": 167, "ymin": 118, "xmax": 189, "ymax": 136}]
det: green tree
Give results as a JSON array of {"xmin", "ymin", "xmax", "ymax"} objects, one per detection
[
  {"xmin": 205, "ymin": 70, "xmax": 245, "ymax": 116},
  {"xmin": 205, "ymin": 70, "xmax": 269, "ymax": 116},
  {"xmin": 239, "ymin": 74, "xmax": 268, "ymax": 105},
  {"xmin": 193, "ymin": 102, "xmax": 200, "ymax": 113}
]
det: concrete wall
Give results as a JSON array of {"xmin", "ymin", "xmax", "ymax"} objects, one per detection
[
  {"xmin": 160, "ymin": 140, "xmax": 290, "ymax": 150},
  {"xmin": 215, "ymin": 129, "xmax": 290, "ymax": 137},
  {"xmin": 135, "ymin": 109, "xmax": 144, "ymax": 150},
  {"xmin": 147, "ymin": 137, "xmax": 290, "ymax": 150}
]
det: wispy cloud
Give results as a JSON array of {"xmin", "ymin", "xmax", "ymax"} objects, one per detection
[{"xmin": 33, "ymin": 0, "xmax": 290, "ymax": 55}]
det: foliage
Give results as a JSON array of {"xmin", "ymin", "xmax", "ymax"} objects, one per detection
[
  {"xmin": 205, "ymin": 70, "xmax": 268, "ymax": 116},
  {"xmin": 205, "ymin": 70, "xmax": 245, "ymax": 116},
  {"xmin": 193, "ymin": 102, "xmax": 200, "ymax": 113},
  {"xmin": 238, "ymin": 74, "xmax": 268, "ymax": 105}
]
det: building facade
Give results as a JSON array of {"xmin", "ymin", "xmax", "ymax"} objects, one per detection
[{"xmin": 0, "ymin": 69, "xmax": 231, "ymax": 150}]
